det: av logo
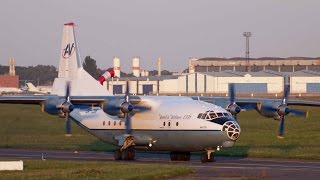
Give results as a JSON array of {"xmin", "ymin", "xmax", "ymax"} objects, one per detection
[{"xmin": 62, "ymin": 43, "xmax": 75, "ymax": 58}]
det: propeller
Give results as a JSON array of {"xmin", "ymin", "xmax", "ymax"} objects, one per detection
[
  {"xmin": 61, "ymin": 81, "xmax": 74, "ymax": 136},
  {"xmin": 277, "ymin": 84, "xmax": 305, "ymax": 138},
  {"xmin": 121, "ymin": 81, "xmax": 134, "ymax": 134},
  {"xmin": 227, "ymin": 83, "xmax": 241, "ymax": 121}
]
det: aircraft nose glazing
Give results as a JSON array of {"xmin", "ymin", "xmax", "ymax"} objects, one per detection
[{"xmin": 222, "ymin": 121, "xmax": 241, "ymax": 141}]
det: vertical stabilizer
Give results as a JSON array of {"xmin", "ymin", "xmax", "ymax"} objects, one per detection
[
  {"xmin": 58, "ymin": 22, "xmax": 82, "ymax": 79},
  {"xmin": 52, "ymin": 22, "xmax": 112, "ymax": 96}
]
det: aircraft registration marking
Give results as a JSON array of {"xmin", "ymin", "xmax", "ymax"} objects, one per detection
[{"xmin": 159, "ymin": 114, "xmax": 191, "ymax": 120}]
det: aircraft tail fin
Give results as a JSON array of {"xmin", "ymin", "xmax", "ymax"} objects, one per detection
[
  {"xmin": 52, "ymin": 22, "xmax": 112, "ymax": 96},
  {"xmin": 58, "ymin": 22, "xmax": 82, "ymax": 79},
  {"xmin": 26, "ymin": 82, "xmax": 37, "ymax": 90}
]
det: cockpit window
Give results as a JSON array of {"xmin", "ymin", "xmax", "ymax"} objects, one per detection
[
  {"xmin": 217, "ymin": 112, "xmax": 223, "ymax": 117},
  {"xmin": 197, "ymin": 113, "xmax": 203, "ymax": 119},
  {"xmin": 209, "ymin": 113, "xmax": 217, "ymax": 119},
  {"xmin": 223, "ymin": 113, "xmax": 229, "ymax": 117},
  {"xmin": 201, "ymin": 113, "xmax": 207, "ymax": 119}
]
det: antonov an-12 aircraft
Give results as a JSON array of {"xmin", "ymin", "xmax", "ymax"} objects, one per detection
[{"xmin": 1, "ymin": 22, "xmax": 320, "ymax": 163}]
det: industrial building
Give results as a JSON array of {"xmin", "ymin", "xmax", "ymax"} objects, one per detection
[
  {"xmin": 105, "ymin": 70, "xmax": 320, "ymax": 95},
  {"xmin": 103, "ymin": 56, "xmax": 320, "ymax": 95},
  {"xmin": 0, "ymin": 57, "xmax": 19, "ymax": 88},
  {"xmin": 188, "ymin": 57, "xmax": 320, "ymax": 73}
]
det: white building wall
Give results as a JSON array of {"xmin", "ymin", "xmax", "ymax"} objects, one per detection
[
  {"xmin": 178, "ymin": 76, "xmax": 187, "ymax": 93},
  {"xmin": 188, "ymin": 73, "xmax": 196, "ymax": 93},
  {"xmin": 290, "ymin": 76, "xmax": 320, "ymax": 93},
  {"xmin": 197, "ymin": 73, "xmax": 205, "ymax": 93},
  {"xmin": 160, "ymin": 79, "xmax": 179, "ymax": 93}
]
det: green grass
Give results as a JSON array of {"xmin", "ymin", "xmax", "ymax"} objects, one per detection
[
  {"xmin": 0, "ymin": 104, "xmax": 113, "ymax": 151},
  {"xmin": 0, "ymin": 160, "xmax": 191, "ymax": 180},
  {"xmin": 1, "ymin": 104, "xmax": 320, "ymax": 160}
]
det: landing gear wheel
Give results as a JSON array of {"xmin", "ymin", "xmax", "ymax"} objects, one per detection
[
  {"xmin": 170, "ymin": 152, "xmax": 178, "ymax": 161},
  {"xmin": 208, "ymin": 152, "xmax": 215, "ymax": 162},
  {"xmin": 180, "ymin": 152, "xmax": 190, "ymax": 161},
  {"xmin": 114, "ymin": 150, "xmax": 122, "ymax": 160},
  {"xmin": 200, "ymin": 152, "xmax": 208, "ymax": 163},
  {"xmin": 123, "ymin": 147, "xmax": 135, "ymax": 160}
]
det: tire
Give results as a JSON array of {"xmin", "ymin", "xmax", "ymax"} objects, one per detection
[
  {"xmin": 114, "ymin": 150, "xmax": 122, "ymax": 160},
  {"xmin": 170, "ymin": 152, "xmax": 178, "ymax": 161},
  {"xmin": 200, "ymin": 153, "xmax": 208, "ymax": 163},
  {"xmin": 208, "ymin": 152, "xmax": 215, "ymax": 162}
]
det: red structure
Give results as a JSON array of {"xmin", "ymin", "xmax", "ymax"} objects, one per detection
[{"xmin": 0, "ymin": 75, "xmax": 19, "ymax": 88}]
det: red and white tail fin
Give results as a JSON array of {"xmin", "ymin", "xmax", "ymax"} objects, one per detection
[{"xmin": 52, "ymin": 22, "xmax": 112, "ymax": 96}]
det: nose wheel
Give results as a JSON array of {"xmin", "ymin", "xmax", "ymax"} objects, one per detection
[{"xmin": 200, "ymin": 149, "xmax": 214, "ymax": 163}]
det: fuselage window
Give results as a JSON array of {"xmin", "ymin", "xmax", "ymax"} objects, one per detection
[
  {"xmin": 163, "ymin": 122, "xmax": 166, "ymax": 126},
  {"xmin": 176, "ymin": 122, "xmax": 179, "ymax": 126},
  {"xmin": 108, "ymin": 121, "xmax": 111, "ymax": 126},
  {"xmin": 119, "ymin": 121, "xmax": 122, "ymax": 126},
  {"xmin": 114, "ymin": 121, "xmax": 116, "ymax": 126},
  {"xmin": 103, "ymin": 121, "xmax": 105, "ymax": 126},
  {"xmin": 168, "ymin": 122, "xmax": 171, "ymax": 126}
]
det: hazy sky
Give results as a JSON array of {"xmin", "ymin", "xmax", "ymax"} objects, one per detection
[{"xmin": 0, "ymin": 0, "xmax": 319, "ymax": 72}]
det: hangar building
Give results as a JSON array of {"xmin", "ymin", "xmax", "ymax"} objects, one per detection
[
  {"xmin": 105, "ymin": 70, "xmax": 320, "ymax": 95},
  {"xmin": 189, "ymin": 57, "xmax": 320, "ymax": 73}
]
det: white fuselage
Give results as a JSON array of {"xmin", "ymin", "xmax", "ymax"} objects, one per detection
[{"xmin": 70, "ymin": 96, "xmax": 241, "ymax": 152}]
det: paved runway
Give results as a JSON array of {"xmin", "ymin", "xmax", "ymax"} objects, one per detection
[{"xmin": 1, "ymin": 148, "xmax": 320, "ymax": 179}]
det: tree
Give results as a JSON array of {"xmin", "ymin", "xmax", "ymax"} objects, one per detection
[{"xmin": 83, "ymin": 56, "xmax": 99, "ymax": 79}]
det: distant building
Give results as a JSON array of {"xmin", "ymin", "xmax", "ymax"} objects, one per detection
[
  {"xmin": 0, "ymin": 75, "xmax": 19, "ymax": 88},
  {"xmin": 189, "ymin": 57, "xmax": 320, "ymax": 73},
  {"xmin": 0, "ymin": 57, "xmax": 19, "ymax": 88}
]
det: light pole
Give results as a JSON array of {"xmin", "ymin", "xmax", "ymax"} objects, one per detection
[{"xmin": 243, "ymin": 32, "xmax": 252, "ymax": 72}]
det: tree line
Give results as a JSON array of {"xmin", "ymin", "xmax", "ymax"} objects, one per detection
[{"xmin": 0, "ymin": 56, "xmax": 172, "ymax": 86}]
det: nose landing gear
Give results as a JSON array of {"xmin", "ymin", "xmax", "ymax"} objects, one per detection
[{"xmin": 200, "ymin": 149, "xmax": 214, "ymax": 163}]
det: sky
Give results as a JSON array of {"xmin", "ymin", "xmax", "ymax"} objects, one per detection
[{"xmin": 0, "ymin": 0, "xmax": 320, "ymax": 73}]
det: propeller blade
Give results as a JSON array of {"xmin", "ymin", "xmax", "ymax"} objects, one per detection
[
  {"xmin": 277, "ymin": 116, "xmax": 285, "ymax": 138},
  {"xmin": 65, "ymin": 81, "xmax": 71, "ymax": 102},
  {"xmin": 229, "ymin": 83, "xmax": 235, "ymax": 104},
  {"xmin": 282, "ymin": 84, "xmax": 290, "ymax": 105},
  {"xmin": 125, "ymin": 113, "xmax": 132, "ymax": 134},
  {"xmin": 133, "ymin": 105, "xmax": 151, "ymax": 113},
  {"xmin": 288, "ymin": 109, "xmax": 306, "ymax": 116},
  {"xmin": 65, "ymin": 114, "xmax": 72, "ymax": 136}
]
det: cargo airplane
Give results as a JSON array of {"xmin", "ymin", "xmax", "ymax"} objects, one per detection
[{"xmin": 1, "ymin": 22, "xmax": 320, "ymax": 163}]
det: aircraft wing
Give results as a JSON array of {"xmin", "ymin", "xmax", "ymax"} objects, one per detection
[{"xmin": 0, "ymin": 95, "xmax": 50, "ymax": 104}]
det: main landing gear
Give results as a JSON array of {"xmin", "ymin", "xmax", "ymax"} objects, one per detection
[
  {"xmin": 170, "ymin": 152, "xmax": 191, "ymax": 161},
  {"xmin": 114, "ymin": 136, "xmax": 135, "ymax": 161},
  {"xmin": 200, "ymin": 149, "xmax": 215, "ymax": 163}
]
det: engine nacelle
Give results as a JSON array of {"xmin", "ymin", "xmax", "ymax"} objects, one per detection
[
  {"xmin": 43, "ymin": 98, "xmax": 74, "ymax": 118},
  {"xmin": 103, "ymin": 98, "xmax": 124, "ymax": 116},
  {"xmin": 227, "ymin": 104, "xmax": 241, "ymax": 115},
  {"xmin": 256, "ymin": 102, "xmax": 289, "ymax": 119},
  {"xmin": 277, "ymin": 105, "xmax": 289, "ymax": 116}
]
